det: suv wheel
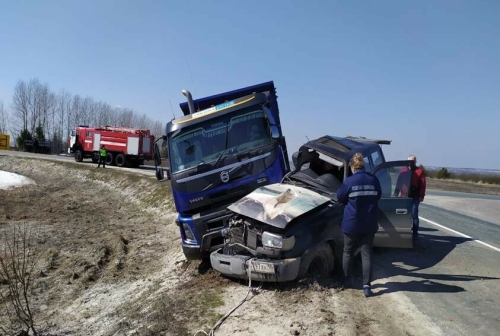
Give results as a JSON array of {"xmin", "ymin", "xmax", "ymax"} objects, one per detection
[{"xmin": 298, "ymin": 243, "xmax": 335, "ymax": 279}]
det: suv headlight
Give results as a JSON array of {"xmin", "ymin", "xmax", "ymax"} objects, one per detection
[{"xmin": 262, "ymin": 232, "xmax": 295, "ymax": 251}]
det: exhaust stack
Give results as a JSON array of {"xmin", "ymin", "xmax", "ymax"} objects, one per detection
[{"xmin": 182, "ymin": 89, "xmax": 195, "ymax": 115}]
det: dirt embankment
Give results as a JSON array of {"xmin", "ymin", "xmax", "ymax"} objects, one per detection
[
  {"xmin": 427, "ymin": 177, "xmax": 500, "ymax": 195},
  {"xmin": 0, "ymin": 156, "xmax": 442, "ymax": 336}
]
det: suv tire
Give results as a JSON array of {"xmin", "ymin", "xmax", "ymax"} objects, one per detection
[{"xmin": 298, "ymin": 243, "xmax": 335, "ymax": 279}]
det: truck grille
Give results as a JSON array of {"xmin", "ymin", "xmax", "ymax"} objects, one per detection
[
  {"xmin": 209, "ymin": 184, "xmax": 249, "ymax": 201},
  {"xmin": 206, "ymin": 215, "xmax": 231, "ymax": 231}
]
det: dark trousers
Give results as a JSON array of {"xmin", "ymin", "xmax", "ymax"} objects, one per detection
[
  {"xmin": 97, "ymin": 156, "xmax": 106, "ymax": 168},
  {"xmin": 343, "ymin": 232, "xmax": 375, "ymax": 286},
  {"xmin": 411, "ymin": 199, "xmax": 420, "ymax": 237}
]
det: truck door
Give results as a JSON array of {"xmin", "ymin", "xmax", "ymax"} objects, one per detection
[{"xmin": 372, "ymin": 160, "xmax": 415, "ymax": 248}]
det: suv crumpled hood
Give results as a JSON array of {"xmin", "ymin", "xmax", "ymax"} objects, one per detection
[{"xmin": 227, "ymin": 183, "xmax": 330, "ymax": 229}]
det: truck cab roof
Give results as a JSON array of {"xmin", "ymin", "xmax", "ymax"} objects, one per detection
[{"xmin": 179, "ymin": 81, "xmax": 277, "ymax": 116}]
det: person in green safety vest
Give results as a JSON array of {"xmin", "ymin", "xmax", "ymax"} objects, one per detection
[{"xmin": 97, "ymin": 145, "xmax": 107, "ymax": 168}]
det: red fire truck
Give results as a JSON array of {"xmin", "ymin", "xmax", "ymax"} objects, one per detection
[{"xmin": 68, "ymin": 125, "xmax": 155, "ymax": 167}]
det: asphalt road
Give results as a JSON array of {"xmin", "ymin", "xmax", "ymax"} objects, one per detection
[
  {"xmin": 373, "ymin": 190, "xmax": 500, "ymax": 336},
  {"xmin": 2, "ymin": 151, "xmax": 500, "ymax": 335},
  {"xmin": 0, "ymin": 150, "xmax": 160, "ymax": 177}
]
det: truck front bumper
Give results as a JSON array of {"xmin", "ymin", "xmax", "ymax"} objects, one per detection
[
  {"xmin": 210, "ymin": 249, "xmax": 301, "ymax": 282},
  {"xmin": 182, "ymin": 243, "xmax": 203, "ymax": 260}
]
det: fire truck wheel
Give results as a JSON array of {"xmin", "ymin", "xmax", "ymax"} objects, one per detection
[
  {"xmin": 105, "ymin": 152, "xmax": 114, "ymax": 166},
  {"xmin": 115, "ymin": 153, "xmax": 126, "ymax": 167},
  {"xmin": 74, "ymin": 150, "xmax": 83, "ymax": 162}
]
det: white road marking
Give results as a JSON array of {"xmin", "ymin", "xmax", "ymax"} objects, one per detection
[{"xmin": 420, "ymin": 216, "xmax": 500, "ymax": 253}]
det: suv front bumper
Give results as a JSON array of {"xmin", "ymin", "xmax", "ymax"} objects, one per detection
[{"xmin": 210, "ymin": 249, "xmax": 301, "ymax": 282}]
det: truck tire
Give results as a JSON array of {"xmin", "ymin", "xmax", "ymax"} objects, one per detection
[
  {"xmin": 105, "ymin": 152, "xmax": 114, "ymax": 166},
  {"xmin": 298, "ymin": 243, "xmax": 335, "ymax": 280},
  {"xmin": 115, "ymin": 153, "xmax": 126, "ymax": 167},
  {"xmin": 74, "ymin": 150, "xmax": 83, "ymax": 162}
]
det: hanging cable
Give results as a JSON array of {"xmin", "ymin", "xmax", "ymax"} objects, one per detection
[{"xmin": 194, "ymin": 258, "xmax": 259, "ymax": 336}]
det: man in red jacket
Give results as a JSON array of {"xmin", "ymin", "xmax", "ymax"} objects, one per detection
[{"xmin": 394, "ymin": 155, "xmax": 426, "ymax": 240}]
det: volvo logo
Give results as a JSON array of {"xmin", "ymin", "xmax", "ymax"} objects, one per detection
[{"xmin": 220, "ymin": 171, "xmax": 230, "ymax": 183}]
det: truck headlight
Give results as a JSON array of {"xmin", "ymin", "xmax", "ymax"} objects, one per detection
[
  {"xmin": 182, "ymin": 223, "xmax": 196, "ymax": 243},
  {"xmin": 262, "ymin": 232, "xmax": 295, "ymax": 251}
]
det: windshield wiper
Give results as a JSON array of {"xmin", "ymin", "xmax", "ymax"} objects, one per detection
[{"xmin": 212, "ymin": 124, "xmax": 230, "ymax": 169}]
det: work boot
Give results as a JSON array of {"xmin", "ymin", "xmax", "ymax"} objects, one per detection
[{"xmin": 363, "ymin": 285, "xmax": 372, "ymax": 297}]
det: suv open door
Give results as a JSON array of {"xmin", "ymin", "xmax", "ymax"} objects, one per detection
[{"xmin": 372, "ymin": 160, "xmax": 415, "ymax": 248}]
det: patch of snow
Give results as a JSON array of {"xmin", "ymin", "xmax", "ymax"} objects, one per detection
[{"xmin": 0, "ymin": 170, "xmax": 36, "ymax": 190}]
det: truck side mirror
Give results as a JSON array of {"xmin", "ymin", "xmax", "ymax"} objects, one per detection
[
  {"xmin": 292, "ymin": 151, "xmax": 300, "ymax": 168},
  {"xmin": 155, "ymin": 167, "xmax": 164, "ymax": 181},
  {"xmin": 270, "ymin": 125, "xmax": 280, "ymax": 139}
]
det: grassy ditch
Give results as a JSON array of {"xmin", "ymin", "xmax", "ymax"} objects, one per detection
[{"xmin": 423, "ymin": 167, "xmax": 500, "ymax": 185}]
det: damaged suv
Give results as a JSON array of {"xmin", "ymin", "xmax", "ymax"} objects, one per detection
[{"xmin": 210, "ymin": 135, "xmax": 416, "ymax": 282}]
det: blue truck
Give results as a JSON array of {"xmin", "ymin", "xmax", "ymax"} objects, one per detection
[{"xmin": 155, "ymin": 81, "xmax": 290, "ymax": 260}]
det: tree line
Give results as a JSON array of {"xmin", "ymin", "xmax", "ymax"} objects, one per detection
[{"xmin": 0, "ymin": 78, "xmax": 165, "ymax": 152}]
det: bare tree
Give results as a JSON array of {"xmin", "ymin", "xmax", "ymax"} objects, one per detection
[
  {"xmin": 27, "ymin": 78, "xmax": 42, "ymax": 135},
  {"xmin": 70, "ymin": 94, "xmax": 82, "ymax": 127},
  {"xmin": 11, "ymin": 80, "xmax": 30, "ymax": 133},
  {"xmin": 10, "ymin": 77, "xmax": 164, "ymax": 147},
  {"xmin": 59, "ymin": 91, "xmax": 73, "ymax": 142},
  {"xmin": 132, "ymin": 113, "xmax": 148, "ymax": 129},
  {"xmin": 0, "ymin": 223, "xmax": 40, "ymax": 335},
  {"xmin": 149, "ymin": 120, "xmax": 164, "ymax": 141},
  {"xmin": 10, "ymin": 78, "xmax": 54, "ymax": 139},
  {"xmin": 80, "ymin": 96, "xmax": 94, "ymax": 127},
  {"xmin": 116, "ymin": 107, "xmax": 135, "ymax": 127},
  {"xmin": 0, "ymin": 101, "xmax": 8, "ymax": 134},
  {"xmin": 36, "ymin": 82, "xmax": 53, "ymax": 137},
  {"xmin": 95, "ymin": 101, "xmax": 112, "ymax": 127}
]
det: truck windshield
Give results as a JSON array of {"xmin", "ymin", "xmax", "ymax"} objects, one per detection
[{"xmin": 169, "ymin": 105, "xmax": 272, "ymax": 173}]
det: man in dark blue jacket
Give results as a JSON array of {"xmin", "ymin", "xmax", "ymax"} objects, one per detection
[{"xmin": 337, "ymin": 153, "xmax": 382, "ymax": 297}]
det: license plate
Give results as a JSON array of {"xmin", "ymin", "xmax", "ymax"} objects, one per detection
[{"xmin": 249, "ymin": 261, "xmax": 275, "ymax": 274}]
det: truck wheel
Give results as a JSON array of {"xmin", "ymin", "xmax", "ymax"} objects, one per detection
[
  {"xmin": 115, "ymin": 153, "xmax": 126, "ymax": 167},
  {"xmin": 298, "ymin": 243, "xmax": 335, "ymax": 279},
  {"xmin": 74, "ymin": 150, "xmax": 83, "ymax": 162},
  {"xmin": 105, "ymin": 152, "xmax": 114, "ymax": 166}
]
